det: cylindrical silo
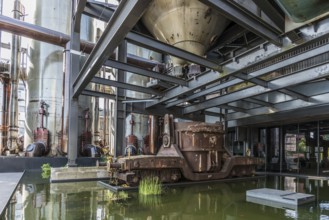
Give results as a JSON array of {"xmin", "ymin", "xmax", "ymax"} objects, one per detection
[{"xmin": 24, "ymin": 0, "xmax": 94, "ymax": 156}]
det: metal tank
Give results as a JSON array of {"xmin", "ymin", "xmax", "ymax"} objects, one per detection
[
  {"xmin": 24, "ymin": 0, "xmax": 94, "ymax": 156},
  {"xmin": 142, "ymin": 0, "xmax": 229, "ymax": 68}
]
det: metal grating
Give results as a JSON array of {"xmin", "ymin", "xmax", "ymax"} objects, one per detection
[{"xmin": 245, "ymin": 37, "xmax": 329, "ymax": 74}]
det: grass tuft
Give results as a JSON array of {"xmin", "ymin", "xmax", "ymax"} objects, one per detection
[
  {"xmin": 138, "ymin": 176, "xmax": 162, "ymax": 196},
  {"xmin": 41, "ymin": 163, "xmax": 51, "ymax": 179}
]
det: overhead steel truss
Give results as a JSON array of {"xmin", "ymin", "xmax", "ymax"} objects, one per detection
[
  {"xmin": 1, "ymin": 0, "xmax": 329, "ymax": 128},
  {"xmin": 77, "ymin": 0, "xmax": 329, "ymax": 127}
]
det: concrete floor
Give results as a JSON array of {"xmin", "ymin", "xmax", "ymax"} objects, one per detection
[{"xmin": 0, "ymin": 172, "xmax": 23, "ymax": 216}]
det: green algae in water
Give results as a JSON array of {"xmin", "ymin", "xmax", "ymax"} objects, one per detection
[{"xmin": 105, "ymin": 191, "xmax": 129, "ymax": 202}]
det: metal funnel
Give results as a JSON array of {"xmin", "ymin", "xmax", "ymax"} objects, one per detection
[{"xmin": 142, "ymin": 0, "xmax": 229, "ymax": 66}]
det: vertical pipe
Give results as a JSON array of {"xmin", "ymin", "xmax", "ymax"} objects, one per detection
[
  {"xmin": 7, "ymin": 0, "xmax": 21, "ymax": 152},
  {"xmin": 62, "ymin": 46, "xmax": 70, "ymax": 154},
  {"xmin": 0, "ymin": 0, "xmax": 2, "ymax": 59},
  {"xmin": 92, "ymin": 84, "xmax": 100, "ymax": 145},
  {"xmin": 102, "ymin": 68, "xmax": 109, "ymax": 147},
  {"xmin": 149, "ymin": 115, "xmax": 158, "ymax": 154},
  {"xmin": 0, "ymin": 75, "xmax": 9, "ymax": 153}
]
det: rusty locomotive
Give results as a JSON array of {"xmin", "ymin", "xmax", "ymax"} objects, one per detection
[{"xmin": 109, "ymin": 114, "xmax": 263, "ymax": 185}]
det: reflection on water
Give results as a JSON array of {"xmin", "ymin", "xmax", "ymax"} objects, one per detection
[{"xmin": 1, "ymin": 172, "xmax": 329, "ymax": 220}]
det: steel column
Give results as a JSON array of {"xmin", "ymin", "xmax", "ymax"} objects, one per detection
[
  {"xmin": 67, "ymin": 0, "xmax": 86, "ymax": 166},
  {"xmin": 114, "ymin": 41, "xmax": 127, "ymax": 157}
]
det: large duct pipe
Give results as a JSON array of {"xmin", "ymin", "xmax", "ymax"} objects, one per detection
[{"xmin": 0, "ymin": 14, "xmax": 159, "ymax": 69}]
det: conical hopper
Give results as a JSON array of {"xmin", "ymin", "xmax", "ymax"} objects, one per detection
[{"xmin": 142, "ymin": 0, "xmax": 229, "ymax": 67}]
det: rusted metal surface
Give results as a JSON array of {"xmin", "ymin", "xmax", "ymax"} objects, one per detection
[
  {"xmin": 110, "ymin": 114, "xmax": 264, "ymax": 185},
  {"xmin": 0, "ymin": 73, "xmax": 10, "ymax": 153},
  {"xmin": 175, "ymin": 122, "xmax": 224, "ymax": 172},
  {"xmin": 142, "ymin": 0, "xmax": 229, "ymax": 67},
  {"xmin": 33, "ymin": 101, "xmax": 49, "ymax": 154},
  {"xmin": 148, "ymin": 115, "xmax": 158, "ymax": 154}
]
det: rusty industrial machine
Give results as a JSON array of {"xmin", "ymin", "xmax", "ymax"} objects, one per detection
[{"xmin": 109, "ymin": 114, "xmax": 264, "ymax": 185}]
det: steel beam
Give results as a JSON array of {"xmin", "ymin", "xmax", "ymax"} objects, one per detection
[
  {"xmin": 81, "ymin": 89, "xmax": 116, "ymax": 99},
  {"xmin": 235, "ymin": 73, "xmax": 268, "ymax": 87},
  {"xmin": 251, "ymin": 0, "xmax": 285, "ymax": 32},
  {"xmin": 104, "ymin": 59, "xmax": 187, "ymax": 86},
  {"xmin": 236, "ymin": 73, "xmax": 310, "ymax": 101},
  {"xmin": 74, "ymin": 0, "xmax": 87, "ymax": 32},
  {"xmin": 83, "ymin": 0, "xmax": 221, "ymax": 71},
  {"xmin": 244, "ymin": 97, "xmax": 274, "ymax": 108},
  {"xmin": 199, "ymin": 0, "xmax": 282, "ymax": 46},
  {"xmin": 125, "ymin": 32, "xmax": 221, "ymax": 71},
  {"xmin": 220, "ymin": 104, "xmax": 248, "ymax": 113},
  {"xmin": 184, "ymin": 62, "xmax": 329, "ymax": 114},
  {"xmin": 73, "ymin": 0, "xmax": 152, "ymax": 98},
  {"xmin": 279, "ymin": 88, "xmax": 309, "ymax": 102},
  {"xmin": 156, "ymin": 39, "xmax": 329, "ymax": 108},
  {"xmin": 91, "ymin": 76, "xmax": 162, "ymax": 96},
  {"xmin": 229, "ymin": 80, "xmax": 329, "ymax": 119},
  {"xmin": 228, "ymin": 93, "xmax": 329, "ymax": 121},
  {"xmin": 207, "ymin": 25, "xmax": 248, "ymax": 55},
  {"xmin": 83, "ymin": 1, "xmax": 116, "ymax": 22},
  {"xmin": 228, "ymin": 103, "xmax": 329, "ymax": 127},
  {"xmin": 130, "ymin": 102, "xmax": 205, "ymax": 121}
]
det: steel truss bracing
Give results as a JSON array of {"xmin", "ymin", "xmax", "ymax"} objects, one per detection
[
  {"xmin": 1, "ymin": 0, "xmax": 329, "ymax": 130},
  {"xmin": 73, "ymin": 0, "xmax": 152, "ymax": 98}
]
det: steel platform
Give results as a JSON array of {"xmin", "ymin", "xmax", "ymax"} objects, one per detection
[{"xmin": 246, "ymin": 188, "xmax": 315, "ymax": 209}]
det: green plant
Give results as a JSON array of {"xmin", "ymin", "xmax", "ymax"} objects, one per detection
[
  {"xmin": 41, "ymin": 163, "xmax": 51, "ymax": 179},
  {"xmin": 138, "ymin": 176, "xmax": 162, "ymax": 196}
]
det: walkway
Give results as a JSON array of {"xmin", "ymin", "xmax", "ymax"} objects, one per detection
[{"xmin": 0, "ymin": 172, "xmax": 24, "ymax": 216}]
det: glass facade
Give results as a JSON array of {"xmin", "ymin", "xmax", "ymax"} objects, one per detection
[
  {"xmin": 228, "ymin": 120, "xmax": 329, "ymax": 176},
  {"xmin": 259, "ymin": 120, "xmax": 329, "ymax": 176}
]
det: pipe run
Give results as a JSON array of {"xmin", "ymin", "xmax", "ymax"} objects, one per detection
[{"xmin": 0, "ymin": 14, "xmax": 159, "ymax": 69}]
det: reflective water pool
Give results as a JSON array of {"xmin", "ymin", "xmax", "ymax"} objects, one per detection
[{"xmin": 1, "ymin": 172, "xmax": 329, "ymax": 220}]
